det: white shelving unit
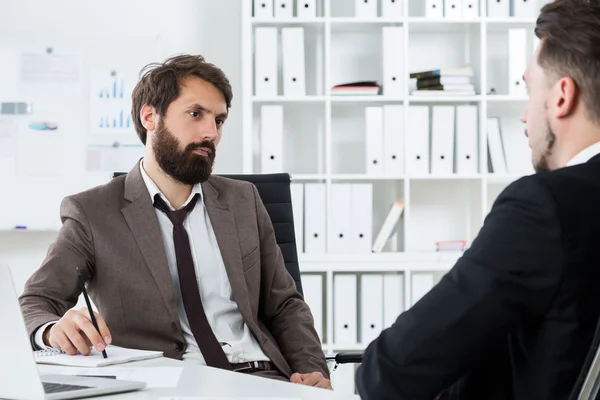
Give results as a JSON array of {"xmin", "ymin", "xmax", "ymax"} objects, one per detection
[{"xmin": 242, "ymin": 0, "xmax": 546, "ymax": 391}]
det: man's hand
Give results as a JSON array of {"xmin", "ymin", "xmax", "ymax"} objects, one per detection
[
  {"xmin": 290, "ymin": 372, "xmax": 332, "ymax": 389},
  {"xmin": 43, "ymin": 308, "xmax": 112, "ymax": 356}
]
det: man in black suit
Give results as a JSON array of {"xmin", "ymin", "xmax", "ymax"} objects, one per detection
[{"xmin": 356, "ymin": 1, "xmax": 600, "ymax": 399}]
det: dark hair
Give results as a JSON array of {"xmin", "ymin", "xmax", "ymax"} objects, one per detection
[
  {"xmin": 131, "ymin": 54, "xmax": 233, "ymax": 145},
  {"xmin": 535, "ymin": 0, "xmax": 600, "ymax": 123}
]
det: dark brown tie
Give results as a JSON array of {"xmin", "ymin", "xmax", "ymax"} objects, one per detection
[{"xmin": 153, "ymin": 193, "xmax": 232, "ymax": 370}]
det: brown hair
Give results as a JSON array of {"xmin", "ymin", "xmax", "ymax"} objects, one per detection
[
  {"xmin": 131, "ymin": 54, "xmax": 233, "ymax": 145},
  {"xmin": 535, "ymin": 0, "xmax": 600, "ymax": 123}
]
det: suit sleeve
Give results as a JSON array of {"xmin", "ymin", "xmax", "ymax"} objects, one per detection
[
  {"xmin": 18, "ymin": 196, "xmax": 95, "ymax": 348},
  {"xmin": 252, "ymin": 184, "xmax": 329, "ymax": 378},
  {"xmin": 355, "ymin": 177, "xmax": 566, "ymax": 400}
]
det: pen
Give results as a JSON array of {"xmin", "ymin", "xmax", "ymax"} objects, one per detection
[{"xmin": 76, "ymin": 266, "xmax": 108, "ymax": 359}]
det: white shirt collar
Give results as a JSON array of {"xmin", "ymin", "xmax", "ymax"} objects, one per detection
[
  {"xmin": 139, "ymin": 159, "xmax": 203, "ymax": 210},
  {"xmin": 566, "ymin": 141, "xmax": 600, "ymax": 167}
]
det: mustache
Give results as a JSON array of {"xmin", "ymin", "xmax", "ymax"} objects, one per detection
[{"xmin": 185, "ymin": 140, "xmax": 216, "ymax": 155}]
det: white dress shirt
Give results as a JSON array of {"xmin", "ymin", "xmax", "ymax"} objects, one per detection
[
  {"xmin": 35, "ymin": 160, "xmax": 269, "ymax": 365},
  {"xmin": 566, "ymin": 140, "xmax": 600, "ymax": 167}
]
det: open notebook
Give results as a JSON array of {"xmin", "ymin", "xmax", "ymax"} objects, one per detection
[{"xmin": 34, "ymin": 345, "xmax": 163, "ymax": 367}]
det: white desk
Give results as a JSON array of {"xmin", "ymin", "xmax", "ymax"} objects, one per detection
[{"xmin": 38, "ymin": 357, "xmax": 361, "ymax": 399}]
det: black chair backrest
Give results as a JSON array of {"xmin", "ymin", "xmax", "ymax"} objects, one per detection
[{"xmin": 111, "ymin": 172, "xmax": 303, "ymax": 296}]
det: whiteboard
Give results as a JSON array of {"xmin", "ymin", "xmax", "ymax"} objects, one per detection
[{"xmin": 0, "ymin": 34, "xmax": 159, "ymax": 231}]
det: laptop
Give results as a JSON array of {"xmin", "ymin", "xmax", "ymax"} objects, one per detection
[{"xmin": 0, "ymin": 264, "xmax": 146, "ymax": 399}]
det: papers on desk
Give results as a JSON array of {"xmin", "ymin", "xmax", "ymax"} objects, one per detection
[
  {"xmin": 76, "ymin": 367, "xmax": 182, "ymax": 388},
  {"xmin": 34, "ymin": 345, "xmax": 162, "ymax": 367},
  {"xmin": 160, "ymin": 398, "xmax": 301, "ymax": 400}
]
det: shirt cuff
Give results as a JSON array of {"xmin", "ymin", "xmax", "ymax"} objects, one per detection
[{"xmin": 33, "ymin": 321, "xmax": 59, "ymax": 349}]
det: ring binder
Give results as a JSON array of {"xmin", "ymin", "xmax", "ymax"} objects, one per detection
[{"xmin": 34, "ymin": 348, "xmax": 66, "ymax": 358}]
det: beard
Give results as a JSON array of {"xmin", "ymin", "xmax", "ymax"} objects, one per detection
[
  {"xmin": 152, "ymin": 120, "xmax": 216, "ymax": 185},
  {"xmin": 533, "ymin": 117, "xmax": 556, "ymax": 173}
]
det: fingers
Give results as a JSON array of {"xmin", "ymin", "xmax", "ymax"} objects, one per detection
[
  {"xmin": 290, "ymin": 373, "xmax": 304, "ymax": 384},
  {"xmin": 50, "ymin": 329, "xmax": 78, "ymax": 355},
  {"xmin": 90, "ymin": 311, "xmax": 112, "ymax": 345},
  {"xmin": 316, "ymin": 379, "xmax": 333, "ymax": 390},
  {"xmin": 62, "ymin": 321, "xmax": 92, "ymax": 355},
  {"xmin": 72, "ymin": 312, "xmax": 105, "ymax": 352},
  {"xmin": 300, "ymin": 373, "xmax": 323, "ymax": 386}
]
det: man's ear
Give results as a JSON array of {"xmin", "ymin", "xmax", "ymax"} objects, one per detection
[
  {"xmin": 140, "ymin": 104, "xmax": 157, "ymax": 132},
  {"xmin": 554, "ymin": 76, "xmax": 578, "ymax": 119}
]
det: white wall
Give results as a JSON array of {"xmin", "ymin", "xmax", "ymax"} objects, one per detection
[{"xmin": 0, "ymin": 0, "xmax": 243, "ymax": 289}]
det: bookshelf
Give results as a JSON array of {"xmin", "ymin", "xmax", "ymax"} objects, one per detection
[{"xmin": 242, "ymin": 0, "xmax": 547, "ymax": 392}]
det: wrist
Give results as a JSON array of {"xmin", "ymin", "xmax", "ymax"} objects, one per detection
[{"xmin": 42, "ymin": 325, "xmax": 52, "ymax": 347}]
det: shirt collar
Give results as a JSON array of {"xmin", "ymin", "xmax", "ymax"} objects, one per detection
[
  {"xmin": 139, "ymin": 159, "xmax": 203, "ymax": 211},
  {"xmin": 566, "ymin": 141, "xmax": 600, "ymax": 167}
]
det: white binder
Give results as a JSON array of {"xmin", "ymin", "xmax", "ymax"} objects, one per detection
[
  {"xmin": 350, "ymin": 184, "xmax": 373, "ymax": 253},
  {"xmin": 360, "ymin": 274, "xmax": 384, "ymax": 345},
  {"xmin": 455, "ymin": 105, "xmax": 479, "ymax": 175},
  {"xmin": 407, "ymin": 106, "xmax": 430, "ymax": 176},
  {"xmin": 355, "ymin": 0, "xmax": 378, "ymax": 17},
  {"xmin": 425, "ymin": 0, "xmax": 444, "ymax": 18},
  {"xmin": 296, "ymin": 0, "xmax": 317, "ymax": 18},
  {"xmin": 274, "ymin": 0, "xmax": 293, "ymax": 18},
  {"xmin": 304, "ymin": 183, "xmax": 327, "ymax": 253},
  {"xmin": 462, "ymin": 0, "xmax": 480, "ymax": 17},
  {"xmin": 260, "ymin": 105, "xmax": 283, "ymax": 173},
  {"xmin": 383, "ymin": 274, "xmax": 404, "ymax": 328},
  {"xmin": 281, "ymin": 27, "xmax": 306, "ymax": 96},
  {"xmin": 430, "ymin": 106, "xmax": 455, "ymax": 175},
  {"xmin": 334, "ymin": 274, "xmax": 358, "ymax": 345},
  {"xmin": 254, "ymin": 0, "xmax": 274, "ymax": 18},
  {"xmin": 382, "ymin": 26, "xmax": 405, "ymax": 96},
  {"xmin": 382, "ymin": 0, "xmax": 404, "ymax": 19},
  {"xmin": 365, "ymin": 106, "xmax": 384, "ymax": 176},
  {"xmin": 328, "ymin": 184, "xmax": 352, "ymax": 254},
  {"xmin": 301, "ymin": 274, "xmax": 323, "ymax": 342},
  {"xmin": 383, "ymin": 105, "xmax": 404, "ymax": 177},
  {"xmin": 508, "ymin": 28, "xmax": 527, "ymax": 96},
  {"xmin": 445, "ymin": 0, "xmax": 462, "ymax": 18},
  {"xmin": 411, "ymin": 273, "xmax": 434, "ymax": 306},
  {"xmin": 487, "ymin": 0, "xmax": 509, "ymax": 17},
  {"xmin": 290, "ymin": 183, "xmax": 304, "ymax": 253},
  {"xmin": 254, "ymin": 27, "xmax": 278, "ymax": 96},
  {"xmin": 486, "ymin": 117, "xmax": 508, "ymax": 174},
  {"xmin": 512, "ymin": 0, "xmax": 538, "ymax": 17}
]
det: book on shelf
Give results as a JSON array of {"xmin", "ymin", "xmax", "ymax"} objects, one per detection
[
  {"xmin": 409, "ymin": 65, "xmax": 474, "ymax": 80},
  {"xmin": 331, "ymin": 81, "xmax": 382, "ymax": 96},
  {"xmin": 416, "ymin": 76, "xmax": 472, "ymax": 88},
  {"xmin": 372, "ymin": 200, "xmax": 405, "ymax": 253},
  {"xmin": 410, "ymin": 89, "xmax": 476, "ymax": 96},
  {"xmin": 436, "ymin": 240, "xmax": 470, "ymax": 252}
]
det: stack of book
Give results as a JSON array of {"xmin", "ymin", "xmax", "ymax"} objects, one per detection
[
  {"xmin": 436, "ymin": 240, "xmax": 470, "ymax": 252},
  {"xmin": 409, "ymin": 65, "xmax": 475, "ymax": 96},
  {"xmin": 331, "ymin": 81, "xmax": 381, "ymax": 96}
]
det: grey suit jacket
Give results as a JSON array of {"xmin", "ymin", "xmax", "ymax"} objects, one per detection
[{"xmin": 18, "ymin": 163, "xmax": 328, "ymax": 378}]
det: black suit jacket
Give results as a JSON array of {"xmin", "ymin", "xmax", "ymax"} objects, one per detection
[{"xmin": 356, "ymin": 154, "xmax": 600, "ymax": 400}]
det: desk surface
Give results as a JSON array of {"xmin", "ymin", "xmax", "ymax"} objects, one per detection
[{"xmin": 38, "ymin": 357, "xmax": 361, "ymax": 399}]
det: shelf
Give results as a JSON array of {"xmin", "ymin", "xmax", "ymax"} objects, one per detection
[
  {"xmin": 330, "ymin": 17, "xmax": 404, "ymax": 24},
  {"xmin": 251, "ymin": 17, "xmax": 327, "ymax": 25},
  {"xmin": 408, "ymin": 18, "xmax": 481, "ymax": 33},
  {"xmin": 408, "ymin": 95, "xmax": 482, "ymax": 103},
  {"xmin": 299, "ymin": 251, "xmax": 462, "ymax": 265},
  {"xmin": 290, "ymin": 174, "xmax": 328, "ymax": 181},
  {"xmin": 485, "ymin": 17, "xmax": 537, "ymax": 24},
  {"xmin": 486, "ymin": 95, "xmax": 528, "ymax": 102},
  {"xmin": 252, "ymin": 96, "xmax": 327, "ymax": 103},
  {"xmin": 407, "ymin": 174, "xmax": 483, "ymax": 180},
  {"xmin": 330, "ymin": 95, "xmax": 404, "ymax": 103},
  {"xmin": 330, "ymin": 174, "xmax": 404, "ymax": 180},
  {"xmin": 408, "ymin": 17, "xmax": 482, "ymax": 23}
]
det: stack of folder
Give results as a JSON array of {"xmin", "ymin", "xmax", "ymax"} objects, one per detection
[
  {"xmin": 331, "ymin": 81, "xmax": 382, "ymax": 96},
  {"xmin": 409, "ymin": 65, "xmax": 475, "ymax": 96}
]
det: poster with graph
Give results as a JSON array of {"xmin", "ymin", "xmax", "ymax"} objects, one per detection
[{"xmin": 89, "ymin": 69, "xmax": 139, "ymax": 136}]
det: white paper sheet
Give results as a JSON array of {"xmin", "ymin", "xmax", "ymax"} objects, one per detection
[
  {"xmin": 16, "ymin": 121, "xmax": 65, "ymax": 176},
  {"xmin": 85, "ymin": 143, "xmax": 144, "ymax": 172},
  {"xmin": 76, "ymin": 367, "xmax": 183, "ymax": 388},
  {"xmin": 19, "ymin": 50, "xmax": 82, "ymax": 97}
]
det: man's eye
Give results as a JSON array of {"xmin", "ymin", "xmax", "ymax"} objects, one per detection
[
  {"xmin": 189, "ymin": 111, "xmax": 199, "ymax": 118},
  {"xmin": 216, "ymin": 119, "xmax": 224, "ymax": 126}
]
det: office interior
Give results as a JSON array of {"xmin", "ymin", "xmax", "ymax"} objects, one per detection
[{"xmin": 0, "ymin": 0, "xmax": 546, "ymax": 395}]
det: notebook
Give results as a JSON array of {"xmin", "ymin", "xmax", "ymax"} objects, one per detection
[{"xmin": 34, "ymin": 345, "xmax": 163, "ymax": 367}]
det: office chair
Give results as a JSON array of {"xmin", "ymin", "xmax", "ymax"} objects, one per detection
[{"xmin": 111, "ymin": 172, "xmax": 363, "ymax": 369}]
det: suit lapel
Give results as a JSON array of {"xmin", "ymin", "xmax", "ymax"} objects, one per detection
[
  {"xmin": 202, "ymin": 180, "xmax": 253, "ymax": 325},
  {"xmin": 121, "ymin": 163, "xmax": 182, "ymax": 331}
]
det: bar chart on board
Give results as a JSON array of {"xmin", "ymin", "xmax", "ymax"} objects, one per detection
[{"xmin": 89, "ymin": 69, "xmax": 138, "ymax": 136}]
